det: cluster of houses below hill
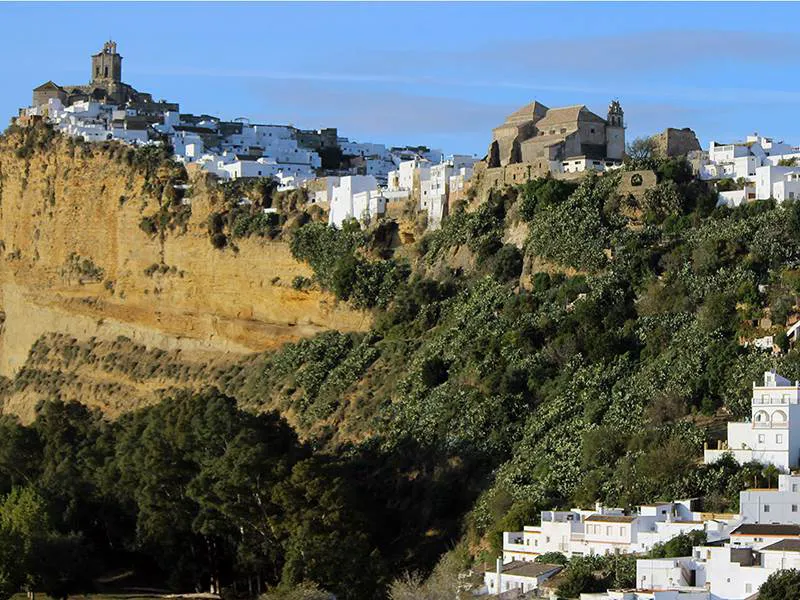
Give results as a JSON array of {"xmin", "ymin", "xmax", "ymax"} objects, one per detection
[{"xmin": 482, "ymin": 372, "xmax": 800, "ymax": 599}]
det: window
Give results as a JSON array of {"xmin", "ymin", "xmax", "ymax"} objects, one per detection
[
  {"xmin": 759, "ymin": 434, "xmax": 766, "ymax": 443},
  {"xmin": 792, "ymin": 505, "xmax": 797, "ymax": 512},
  {"xmin": 590, "ymin": 128, "xmax": 596, "ymax": 134},
  {"xmin": 764, "ymin": 505, "xmax": 770, "ymax": 513},
  {"xmin": 606, "ymin": 526, "xmax": 612, "ymax": 536},
  {"xmin": 619, "ymin": 527, "xmax": 625, "ymax": 536},
  {"xmin": 793, "ymin": 484, "xmax": 798, "ymax": 492},
  {"xmin": 746, "ymin": 584, "xmax": 752, "ymax": 594},
  {"xmin": 778, "ymin": 434, "xmax": 784, "ymax": 444}
]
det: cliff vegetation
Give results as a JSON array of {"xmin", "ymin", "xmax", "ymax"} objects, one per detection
[{"xmin": 3, "ymin": 125, "xmax": 800, "ymax": 598}]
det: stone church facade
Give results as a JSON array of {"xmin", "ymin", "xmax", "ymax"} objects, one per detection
[
  {"xmin": 488, "ymin": 100, "xmax": 625, "ymax": 169},
  {"xmin": 471, "ymin": 100, "xmax": 626, "ymax": 199},
  {"xmin": 31, "ymin": 41, "xmax": 178, "ymax": 116}
]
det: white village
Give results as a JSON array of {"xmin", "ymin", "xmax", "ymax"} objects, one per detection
[
  {"xmin": 13, "ymin": 39, "xmax": 800, "ymax": 600},
  {"xmin": 481, "ymin": 371, "xmax": 800, "ymax": 600}
]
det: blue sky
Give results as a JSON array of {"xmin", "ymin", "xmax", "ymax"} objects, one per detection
[{"xmin": 2, "ymin": 2, "xmax": 799, "ymax": 156}]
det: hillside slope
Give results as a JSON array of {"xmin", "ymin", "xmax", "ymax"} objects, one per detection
[{"xmin": 0, "ymin": 124, "xmax": 368, "ymax": 418}]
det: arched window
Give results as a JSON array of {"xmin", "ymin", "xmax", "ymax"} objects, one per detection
[
  {"xmin": 772, "ymin": 410, "xmax": 788, "ymax": 425},
  {"xmin": 755, "ymin": 410, "xmax": 769, "ymax": 422}
]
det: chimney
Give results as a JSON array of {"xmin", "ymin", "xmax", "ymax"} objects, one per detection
[
  {"xmin": 595, "ymin": 501, "xmax": 603, "ymax": 514},
  {"xmin": 496, "ymin": 557, "xmax": 502, "ymax": 594}
]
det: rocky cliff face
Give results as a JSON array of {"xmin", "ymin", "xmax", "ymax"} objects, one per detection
[{"xmin": 0, "ymin": 128, "xmax": 368, "ymax": 419}]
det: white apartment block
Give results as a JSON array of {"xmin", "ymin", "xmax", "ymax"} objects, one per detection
[
  {"xmin": 696, "ymin": 134, "xmax": 800, "ymax": 207},
  {"xmin": 501, "ymin": 500, "xmax": 736, "ymax": 563},
  {"xmin": 740, "ymin": 474, "xmax": 800, "ymax": 525},
  {"xmin": 704, "ymin": 371, "xmax": 800, "ymax": 471},
  {"xmin": 480, "ymin": 558, "xmax": 562, "ymax": 597},
  {"xmin": 328, "ymin": 175, "xmax": 380, "ymax": 228},
  {"xmin": 630, "ymin": 534, "xmax": 800, "ymax": 600},
  {"xmin": 387, "ymin": 155, "xmax": 478, "ymax": 229}
]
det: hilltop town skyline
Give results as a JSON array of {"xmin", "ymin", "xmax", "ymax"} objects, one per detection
[{"xmin": 3, "ymin": 2, "xmax": 800, "ymax": 155}]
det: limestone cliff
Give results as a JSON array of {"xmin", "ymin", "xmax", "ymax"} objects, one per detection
[{"xmin": 0, "ymin": 127, "xmax": 369, "ymax": 419}]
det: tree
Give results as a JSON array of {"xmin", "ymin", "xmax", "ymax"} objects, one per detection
[
  {"xmin": 556, "ymin": 557, "xmax": 604, "ymax": 598},
  {"xmin": 763, "ymin": 464, "xmax": 781, "ymax": 488},
  {"xmin": 626, "ymin": 137, "xmax": 657, "ymax": 162},
  {"xmin": 534, "ymin": 552, "xmax": 568, "ymax": 566},
  {"xmin": 0, "ymin": 486, "xmax": 88, "ymax": 600},
  {"xmin": 641, "ymin": 181, "xmax": 683, "ymax": 224},
  {"xmin": 649, "ymin": 530, "xmax": 706, "ymax": 558},
  {"xmin": 759, "ymin": 568, "xmax": 800, "ymax": 599},
  {"xmin": 492, "ymin": 244, "xmax": 524, "ymax": 282}
]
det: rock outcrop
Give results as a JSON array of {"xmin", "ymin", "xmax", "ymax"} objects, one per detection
[{"xmin": 0, "ymin": 128, "xmax": 369, "ymax": 418}]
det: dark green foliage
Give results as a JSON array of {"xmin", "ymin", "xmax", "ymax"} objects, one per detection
[
  {"xmin": 649, "ymin": 530, "xmax": 706, "ymax": 558},
  {"xmin": 534, "ymin": 552, "xmax": 568, "ymax": 566},
  {"xmin": 0, "ymin": 395, "xmax": 385, "ymax": 600},
  {"xmin": 492, "ymin": 244, "xmax": 523, "ymax": 282},
  {"xmin": 420, "ymin": 191, "xmax": 511, "ymax": 265},
  {"xmin": 518, "ymin": 177, "xmax": 578, "ymax": 221},
  {"xmin": 527, "ymin": 173, "xmax": 622, "ymax": 271},
  {"xmin": 760, "ymin": 568, "xmax": 800, "ymax": 600},
  {"xmin": 289, "ymin": 221, "xmax": 409, "ymax": 309},
  {"xmin": 231, "ymin": 211, "xmax": 281, "ymax": 239}
]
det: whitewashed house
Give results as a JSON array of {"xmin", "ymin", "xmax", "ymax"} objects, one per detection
[
  {"xmin": 480, "ymin": 558, "xmax": 562, "ymax": 597},
  {"xmin": 755, "ymin": 165, "xmax": 800, "ymax": 203},
  {"xmin": 740, "ymin": 474, "xmax": 800, "ymax": 525},
  {"xmin": 501, "ymin": 500, "xmax": 736, "ymax": 563},
  {"xmin": 704, "ymin": 371, "xmax": 800, "ymax": 471},
  {"xmin": 328, "ymin": 175, "xmax": 380, "ymax": 228}
]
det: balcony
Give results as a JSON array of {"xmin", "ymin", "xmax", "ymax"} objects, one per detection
[
  {"xmin": 753, "ymin": 422, "xmax": 789, "ymax": 429},
  {"xmin": 753, "ymin": 396, "xmax": 797, "ymax": 405}
]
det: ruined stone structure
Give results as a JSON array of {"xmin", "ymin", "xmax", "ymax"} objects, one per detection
[
  {"xmin": 31, "ymin": 41, "xmax": 178, "ymax": 114},
  {"xmin": 617, "ymin": 169, "xmax": 658, "ymax": 200},
  {"xmin": 487, "ymin": 100, "xmax": 625, "ymax": 169},
  {"xmin": 653, "ymin": 127, "xmax": 702, "ymax": 158}
]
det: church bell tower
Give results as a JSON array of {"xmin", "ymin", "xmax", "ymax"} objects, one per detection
[
  {"xmin": 91, "ymin": 40, "xmax": 122, "ymax": 84},
  {"xmin": 605, "ymin": 99, "xmax": 625, "ymax": 161}
]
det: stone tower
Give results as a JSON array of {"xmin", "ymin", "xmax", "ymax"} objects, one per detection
[
  {"xmin": 91, "ymin": 40, "xmax": 122, "ymax": 84},
  {"xmin": 605, "ymin": 99, "xmax": 625, "ymax": 160},
  {"xmin": 607, "ymin": 99, "xmax": 624, "ymax": 128}
]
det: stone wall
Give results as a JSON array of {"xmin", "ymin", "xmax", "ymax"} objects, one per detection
[
  {"xmin": 617, "ymin": 169, "xmax": 658, "ymax": 200},
  {"xmin": 654, "ymin": 128, "xmax": 702, "ymax": 158}
]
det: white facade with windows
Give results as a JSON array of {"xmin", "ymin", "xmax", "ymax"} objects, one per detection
[
  {"xmin": 705, "ymin": 371, "xmax": 800, "ymax": 471},
  {"xmin": 328, "ymin": 175, "xmax": 380, "ymax": 228},
  {"xmin": 696, "ymin": 134, "xmax": 800, "ymax": 206},
  {"xmin": 479, "ymin": 558, "xmax": 562, "ymax": 597},
  {"xmin": 501, "ymin": 500, "xmax": 736, "ymax": 563},
  {"xmin": 589, "ymin": 536, "xmax": 800, "ymax": 600},
  {"xmin": 740, "ymin": 474, "xmax": 800, "ymax": 524}
]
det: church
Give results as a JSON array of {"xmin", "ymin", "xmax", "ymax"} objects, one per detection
[
  {"xmin": 487, "ymin": 99, "xmax": 625, "ymax": 169},
  {"xmin": 31, "ymin": 40, "xmax": 178, "ymax": 115}
]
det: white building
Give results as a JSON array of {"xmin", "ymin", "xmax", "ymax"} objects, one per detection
[
  {"xmin": 501, "ymin": 500, "xmax": 735, "ymax": 563},
  {"xmin": 559, "ymin": 156, "xmax": 623, "ymax": 174},
  {"xmin": 606, "ymin": 529, "xmax": 800, "ymax": 600},
  {"xmin": 755, "ymin": 165, "xmax": 800, "ymax": 203},
  {"xmin": 480, "ymin": 558, "xmax": 562, "ymax": 597},
  {"xmin": 328, "ymin": 175, "xmax": 380, "ymax": 228},
  {"xmin": 697, "ymin": 134, "xmax": 800, "ymax": 207},
  {"xmin": 704, "ymin": 371, "xmax": 800, "ymax": 471},
  {"xmin": 740, "ymin": 474, "xmax": 800, "ymax": 525},
  {"xmin": 387, "ymin": 155, "xmax": 477, "ymax": 229}
]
